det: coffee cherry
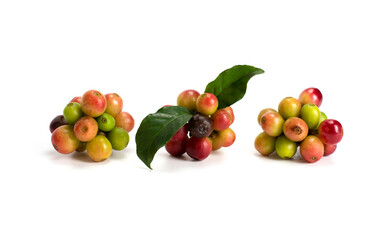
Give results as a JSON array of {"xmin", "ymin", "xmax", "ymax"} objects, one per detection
[
  {"xmin": 51, "ymin": 125, "xmax": 80, "ymax": 154},
  {"xmin": 86, "ymin": 135, "xmax": 112, "ymax": 162},
  {"xmin": 318, "ymin": 119, "xmax": 343, "ymax": 145},
  {"xmin": 209, "ymin": 132, "xmax": 222, "ymax": 151},
  {"xmin": 171, "ymin": 125, "xmax": 188, "ymax": 142},
  {"xmin": 50, "ymin": 115, "xmax": 67, "ymax": 133},
  {"xmin": 186, "ymin": 137, "xmax": 212, "ymax": 160},
  {"xmin": 316, "ymin": 112, "xmax": 327, "ymax": 129},
  {"xmin": 81, "ymin": 90, "xmax": 107, "ymax": 117},
  {"xmin": 260, "ymin": 111, "xmax": 284, "ymax": 137},
  {"xmin": 63, "ymin": 102, "xmax": 83, "ymax": 125},
  {"xmin": 300, "ymin": 103, "xmax": 320, "ymax": 130},
  {"xmin": 105, "ymin": 93, "xmax": 123, "ymax": 117},
  {"xmin": 188, "ymin": 114, "xmax": 213, "ymax": 138},
  {"xmin": 196, "ymin": 93, "xmax": 218, "ymax": 115},
  {"xmin": 278, "ymin": 97, "xmax": 301, "ymax": 120},
  {"xmin": 76, "ymin": 141, "xmax": 87, "ymax": 152},
  {"xmin": 299, "ymin": 87, "xmax": 323, "ymax": 107},
  {"xmin": 323, "ymin": 143, "xmax": 337, "ymax": 156},
  {"xmin": 283, "ymin": 117, "xmax": 309, "ymax": 142},
  {"xmin": 177, "ymin": 89, "xmax": 200, "ymax": 111},
  {"xmin": 115, "ymin": 111, "xmax": 135, "ymax": 132},
  {"xmin": 96, "ymin": 113, "xmax": 116, "ymax": 132},
  {"xmin": 107, "ymin": 127, "xmax": 130, "ymax": 151},
  {"xmin": 212, "ymin": 109, "xmax": 231, "ymax": 131},
  {"xmin": 70, "ymin": 96, "xmax": 82, "ymax": 104},
  {"xmin": 300, "ymin": 136, "xmax": 324, "ymax": 163},
  {"xmin": 73, "ymin": 116, "xmax": 98, "ymax": 142},
  {"xmin": 254, "ymin": 132, "xmax": 276, "ymax": 156},
  {"xmin": 165, "ymin": 138, "xmax": 187, "ymax": 156},
  {"xmin": 223, "ymin": 106, "xmax": 235, "ymax": 124},
  {"xmin": 214, "ymin": 128, "xmax": 236, "ymax": 148},
  {"xmin": 257, "ymin": 108, "xmax": 276, "ymax": 126},
  {"xmin": 275, "ymin": 135, "xmax": 297, "ymax": 159}
]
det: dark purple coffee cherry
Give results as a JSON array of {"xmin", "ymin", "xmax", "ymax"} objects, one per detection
[
  {"xmin": 188, "ymin": 114, "xmax": 213, "ymax": 138},
  {"xmin": 50, "ymin": 115, "xmax": 67, "ymax": 133}
]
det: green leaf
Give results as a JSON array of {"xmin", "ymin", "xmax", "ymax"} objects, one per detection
[
  {"xmin": 204, "ymin": 65, "xmax": 264, "ymax": 109},
  {"xmin": 135, "ymin": 106, "xmax": 193, "ymax": 169}
]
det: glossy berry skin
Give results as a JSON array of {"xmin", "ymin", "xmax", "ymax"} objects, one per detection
[
  {"xmin": 299, "ymin": 87, "xmax": 323, "ymax": 108},
  {"xmin": 105, "ymin": 93, "xmax": 123, "ymax": 117},
  {"xmin": 318, "ymin": 119, "xmax": 343, "ymax": 145},
  {"xmin": 257, "ymin": 108, "xmax": 276, "ymax": 126},
  {"xmin": 275, "ymin": 135, "xmax": 297, "ymax": 159},
  {"xmin": 107, "ymin": 127, "xmax": 129, "ymax": 150},
  {"xmin": 171, "ymin": 125, "xmax": 188, "ymax": 142},
  {"xmin": 96, "ymin": 113, "xmax": 116, "ymax": 132},
  {"xmin": 177, "ymin": 89, "xmax": 200, "ymax": 111},
  {"xmin": 196, "ymin": 93, "xmax": 218, "ymax": 115},
  {"xmin": 214, "ymin": 128, "xmax": 236, "ymax": 148},
  {"xmin": 115, "ymin": 111, "xmax": 135, "ymax": 132},
  {"xmin": 51, "ymin": 125, "xmax": 80, "ymax": 154},
  {"xmin": 186, "ymin": 137, "xmax": 212, "ymax": 160},
  {"xmin": 165, "ymin": 138, "xmax": 187, "ymax": 156},
  {"xmin": 86, "ymin": 135, "xmax": 112, "ymax": 162},
  {"xmin": 223, "ymin": 106, "xmax": 235, "ymax": 124},
  {"xmin": 254, "ymin": 132, "xmax": 276, "ymax": 156},
  {"xmin": 300, "ymin": 136, "xmax": 324, "ymax": 163},
  {"xmin": 283, "ymin": 117, "xmax": 309, "ymax": 142},
  {"xmin": 81, "ymin": 90, "xmax": 107, "ymax": 117},
  {"xmin": 63, "ymin": 102, "xmax": 83, "ymax": 125},
  {"xmin": 317, "ymin": 112, "xmax": 328, "ymax": 129},
  {"xmin": 188, "ymin": 114, "xmax": 213, "ymax": 138},
  {"xmin": 73, "ymin": 116, "xmax": 98, "ymax": 142},
  {"xmin": 324, "ymin": 144, "xmax": 337, "ymax": 156},
  {"xmin": 50, "ymin": 115, "xmax": 67, "ymax": 133},
  {"xmin": 260, "ymin": 111, "xmax": 284, "ymax": 137},
  {"xmin": 278, "ymin": 97, "xmax": 302, "ymax": 120},
  {"xmin": 300, "ymin": 103, "xmax": 320, "ymax": 130},
  {"xmin": 70, "ymin": 96, "xmax": 82, "ymax": 104},
  {"xmin": 212, "ymin": 109, "xmax": 231, "ymax": 131}
]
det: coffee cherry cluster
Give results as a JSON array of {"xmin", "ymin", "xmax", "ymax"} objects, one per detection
[
  {"xmin": 165, "ymin": 90, "xmax": 236, "ymax": 160},
  {"xmin": 50, "ymin": 90, "xmax": 134, "ymax": 162},
  {"xmin": 254, "ymin": 88, "xmax": 343, "ymax": 163}
]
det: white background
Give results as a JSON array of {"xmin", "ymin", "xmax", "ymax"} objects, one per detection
[{"xmin": 1, "ymin": 0, "xmax": 391, "ymax": 239}]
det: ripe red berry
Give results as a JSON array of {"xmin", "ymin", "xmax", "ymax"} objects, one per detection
[
  {"xmin": 186, "ymin": 137, "xmax": 212, "ymax": 160},
  {"xmin": 171, "ymin": 125, "xmax": 188, "ymax": 142},
  {"xmin": 323, "ymin": 144, "xmax": 337, "ymax": 156},
  {"xmin": 212, "ymin": 109, "xmax": 231, "ymax": 131},
  {"xmin": 299, "ymin": 87, "xmax": 323, "ymax": 107},
  {"xmin": 223, "ymin": 106, "xmax": 235, "ymax": 124},
  {"xmin": 165, "ymin": 138, "xmax": 187, "ymax": 156},
  {"xmin": 318, "ymin": 119, "xmax": 343, "ymax": 145}
]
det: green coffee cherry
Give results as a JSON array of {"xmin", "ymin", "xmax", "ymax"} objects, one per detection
[
  {"xmin": 300, "ymin": 103, "xmax": 320, "ymax": 130},
  {"xmin": 275, "ymin": 135, "xmax": 297, "ymax": 159}
]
